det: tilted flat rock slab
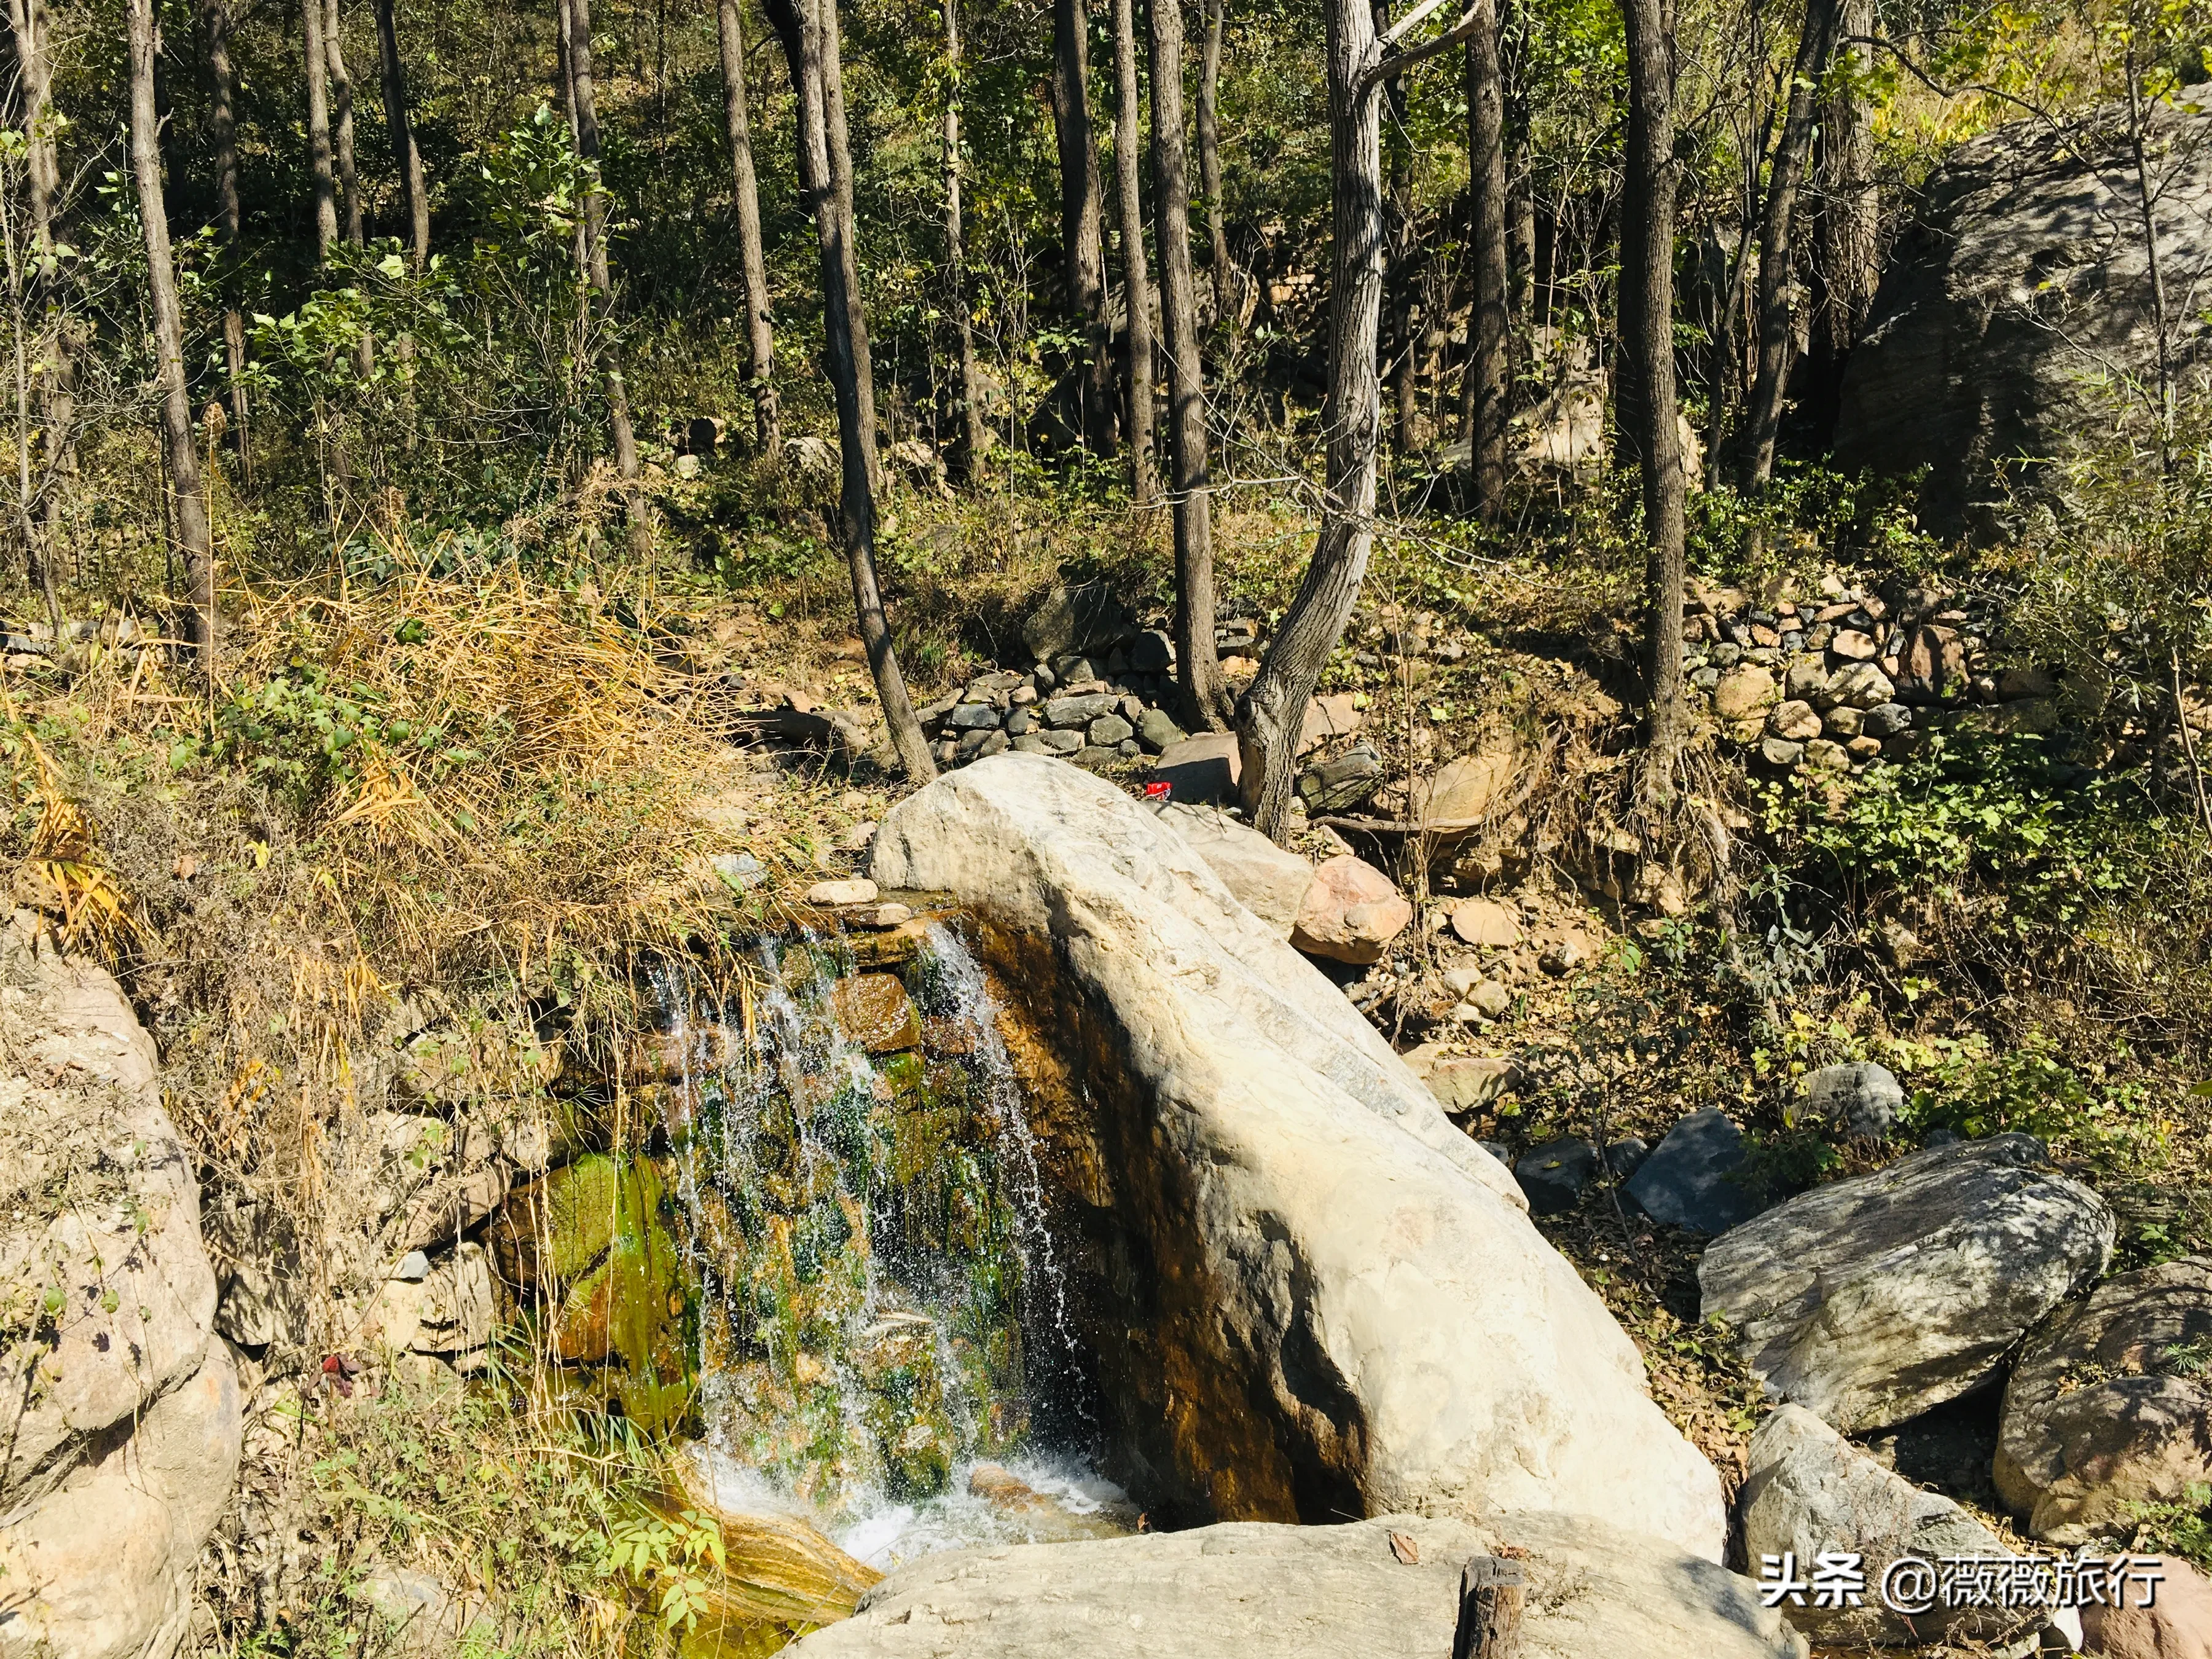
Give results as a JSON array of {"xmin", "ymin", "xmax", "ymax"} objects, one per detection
[
  {"xmin": 1995, "ymin": 1255, "xmax": 2212, "ymax": 1543},
  {"xmin": 788, "ymin": 1511, "xmax": 1805, "ymax": 1659},
  {"xmin": 872, "ymin": 755, "xmax": 1726, "ymax": 1559},
  {"xmin": 1701, "ymin": 1135, "xmax": 2114, "ymax": 1432}
]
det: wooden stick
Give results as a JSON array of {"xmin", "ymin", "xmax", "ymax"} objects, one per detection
[{"xmin": 1452, "ymin": 1555, "xmax": 1526, "ymax": 1659}]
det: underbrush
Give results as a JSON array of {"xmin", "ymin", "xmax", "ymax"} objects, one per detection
[{"xmin": 224, "ymin": 1356, "xmax": 874, "ymax": 1659}]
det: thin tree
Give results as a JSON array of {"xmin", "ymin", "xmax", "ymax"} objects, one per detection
[
  {"xmin": 763, "ymin": 0, "xmax": 936, "ymax": 779},
  {"xmin": 127, "ymin": 0, "xmax": 216, "ymax": 658},
  {"xmin": 940, "ymin": 0, "xmax": 987, "ymax": 475},
  {"xmin": 1737, "ymin": 0, "xmax": 1843, "ymax": 489},
  {"xmin": 1110, "ymin": 0, "xmax": 1157, "ymax": 503},
  {"xmin": 303, "ymin": 0, "xmax": 339, "ymax": 262},
  {"xmin": 200, "ymin": 0, "xmax": 251, "ymax": 475},
  {"xmin": 373, "ymin": 0, "xmax": 431, "ymax": 268},
  {"xmin": 325, "ymin": 0, "xmax": 364, "ymax": 245},
  {"xmin": 1236, "ymin": 0, "xmax": 1385, "ymax": 836},
  {"xmin": 716, "ymin": 0, "xmax": 780, "ymax": 451},
  {"xmin": 563, "ymin": 0, "xmax": 652, "ymax": 557},
  {"xmin": 1462, "ymin": 0, "xmax": 1508, "ymax": 519},
  {"xmin": 7, "ymin": 0, "xmax": 68, "ymax": 627},
  {"xmin": 1618, "ymin": 0, "xmax": 1687, "ymax": 802},
  {"xmin": 817, "ymin": 0, "xmax": 885, "ymax": 496},
  {"xmin": 1051, "ymin": 0, "xmax": 1115, "ymax": 453},
  {"xmin": 1196, "ymin": 0, "xmax": 1234, "ymax": 323},
  {"xmin": 1803, "ymin": 0, "xmax": 1875, "ymax": 447},
  {"xmin": 1150, "ymin": 0, "xmax": 1231, "ymax": 728}
]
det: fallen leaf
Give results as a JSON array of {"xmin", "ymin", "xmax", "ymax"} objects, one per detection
[{"xmin": 1389, "ymin": 1530, "xmax": 1420, "ymax": 1565}]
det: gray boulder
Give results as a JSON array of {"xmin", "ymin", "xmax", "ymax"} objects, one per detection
[
  {"xmin": 1701, "ymin": 1135, "xmax": 2114, "ymax": 1432},
  {"xmin": 1803, "ymin": 1061, "xmax": 1904, "ymax": 1140},
  {"xmin": 1994, "ymin": 1255, "xmax": 2212, "ymax": 1542},
  {"xmin": 1045, "ymin": 692, "xmax": 1118, "ymax": 729},
  {"xmin": 1024, "ymin": 581, "xmax": 1138, "ymax": 663},
  {"xmin": 872, "ymin": 755, "xmax": 1727, "ymax": 1557},
  {"xmin": 1836, "ymin": 88, "xmax": 2212, "ymax": 536},
  {"xmin": 1739, "ymin": 1405, "xmax": 2034, "ymax": 1647},
  {"xmin": 789, "ymin": 1510, "xmax": 1806, "ymax": 1659},
  {"xmin": 1625, "ymin": 1109, "xmax": 1760, "ymax": 1234},
  {"xmin": 1516, "ymin": 1139, "xmax": 1599, "ymax": 1215},
  {"xmin": 1151, "ymin": 732, "xmax": 1242, "ymax": 802}
]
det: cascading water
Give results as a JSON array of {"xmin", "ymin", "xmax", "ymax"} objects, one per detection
[{"xmin": 653, "ymin": 919, "xmax": 1130, "ymax": 1568}]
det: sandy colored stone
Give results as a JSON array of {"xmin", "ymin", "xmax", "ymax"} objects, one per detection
[
  {"xmin": 1449, "ymin": 898, "xmax": 1521, "ymax": 949},
  {"xmin": 1290, "ymin": 855, "xmax": 1414, "ymax": 965},
  {"xmin": 829, "ymin": 973, "xmax": 922, "ymax": 1052},
  {"xmin": 1713, "ymin": 666, "xmax": 1778, "ymax": 720}
]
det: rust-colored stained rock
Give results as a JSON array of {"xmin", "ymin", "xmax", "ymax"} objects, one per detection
[
  {"xmin": 831, "ymin": 973, "xmax": 922, "ymax": 1052},
  {"xmin": 1290, "ymin": 855, "xmax": 1413, "ymax": 965},
  {"xmin": 2080, "ymin": 1554, "xmax": 2212, "ymax": 1659}
]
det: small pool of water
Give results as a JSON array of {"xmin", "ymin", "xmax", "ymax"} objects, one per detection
[{"xmin": 686, "ymin": 1441, "xmax": 1137, "ymax": 1571}]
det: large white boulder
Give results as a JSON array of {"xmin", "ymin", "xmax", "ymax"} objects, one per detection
[
  {"xmin": 871, "ymin": 755, "xmax": 1727, "ymax": 1559},
  {"xmin": 789, "ymin": 1510, "xmax": 1803, "ymax": 1659},
  {"xmin": 0, "ymin": 943, "xmax": 241, "ymax": 1659}
]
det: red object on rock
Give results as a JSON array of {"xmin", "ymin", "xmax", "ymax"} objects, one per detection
[{"xmin": 1144, "ymin": 780, "xmax": 1171, "ymax": 800}]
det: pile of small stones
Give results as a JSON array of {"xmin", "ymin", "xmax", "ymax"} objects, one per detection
[
  {"xmin": 1684, "ymin": 574, "xmax": 2057, "ymax": 777},
  {"xmin": 919, "ymin": 617, "xmax": 1262, "ymax": 771}
]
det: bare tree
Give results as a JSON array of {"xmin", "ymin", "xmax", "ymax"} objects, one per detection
[
  {"xmin": 1110, "ymin": 0, "xmax": 1157, "ymax": 503},
  {"xmin": 1197, "ymin": 0, "xmax": 1236, "ymax": 323},
  {"xmin": 1051, "ymin": 0, "xmax": 1115, "ymax": 453},
  {"xmin": 303, "ymin": 0, "xmax": 339, "ymax": 262},
  {"xmin": 200, "ymin": 0, "xmax": 251, "ymax": 474},
  {"xmin": 325, "ymin": 0, "xmax": 364, "ymax": 245},
  {"xmin": 717, "ymin": 0, "xmax": 780, "ymax": 452},
  {"xmin": 6, "ymin": 0, "xmax": 69, "ymax": 626},
  {"xmin": 127, "ymin": 0, "xmax": 216, "ymax": 657},
  {"xmin": 1805, "ymin": 0, "xmax": 1876, "ymax": 445},
  {"xmin": 1150, "ymin": 0, "xmax": 1231, "ymax": 728},
  {"xmin": 1738, "ymin": 0, "xmax": 1843, "ymax": 489},
  {"xmin": 1618, "ymin": 0, "xmax": 1687, "ymax": 802},
  {"xmin": 941, "ymin": 0, "xmax": 987, "ymax": 476},
  {"xmin": 1236, "ymin": 0, "xmax": 1385, "ymax": 836},
  {"xmin": 1462, "ymin": 0, "xmax": 1508, "ymax": 517},
  {"xmin": 374, "ymin": 0, "xmax": 431, "ymax": 268},
  {"xmin": 763, "ymin": 0, "xmax": 936, "ymax": 780},
  {"xmin": 817, "ymin": 0, "xmax": 885, "ymax": 497},
  {"xmin": 562, "ymin": 0, "xmax": 651, "ymax": 557}
]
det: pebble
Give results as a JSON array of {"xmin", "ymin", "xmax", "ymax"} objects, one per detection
[{"xmin": 805, "ymin": 877, "xmax": 880, "ymax": 906}]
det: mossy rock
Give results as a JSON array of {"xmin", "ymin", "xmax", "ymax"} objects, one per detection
[
  {"xmin": 489, "ymin": 1153, "xmax": 665, "ymax": 1290},
  {"xmin": 830, "ymin": 973, "xmax": 922, "ymax": 1053}
]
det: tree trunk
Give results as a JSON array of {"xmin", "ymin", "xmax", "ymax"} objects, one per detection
[
  {"xmin": 1051, "ymin": 0, "xmax": 1115, "ymax": 455},
  {"xmin": 7, "ymin": 0, "xmax": 66, "ymax": 633},
  {"xmin": 127, "ymin": 0, "xmax": 216, "ymax": 658},
  {"xmin": 1110, "ymin": 0, "xmax": 1157, "ymax": 503},
  {"xmin": 1235, "ymin": 0, "xmax": 1383, "ymax": 837},
  {"xmin": 557, "ymin": 0, "xmax": 580, "ymax": 134},
  {"xmin": 1805, "ymin": 0, "xmax": 1875, "ymax": 450},
  {"xmin": 1150, "ymin": 0, "xmax": 1231, "ymax": 729},
  {"xmin": 1738, "ymin": 0, "xmax": 1841, "ymax": 490},
  {"xmin": 817, "ymin": 0, "xmax": 886, "ymax": 498},
  {"xmin": 1382, "ymin": 5, "xmax": 1414, "ymax": 454},
  {"xmin": 1198, "ymin": 0, "xmax": 1234, "ymax": 324},
  {"xmin": 717, "ymin": 0, "xmax": 781, "ymax": 453},
  {"xmin": 202, "ymin": 0, "xmax": 251, "ymax": 477},
  {"xmin": 374, "ymin": 0, "xmax": 431, "ymax": 267},
  {"xmin": 1618, "ymin": 0, "xmax": 1685, "ymax": 804},
  {"xmin": 325, "ymin": 0, "xmax": 364, "ymax": 245},
  {"xmin": 563, "ymin": 0, "xmax": 651, "ymax": 557},
  {"xmin": 303, "ymin": 0, "xmax": 339, "ymax": 262},
  {"xmin": 764, "ymin": 0, "xmax": 936, "ymax": 781},
  {"xmin": 941, "ymin": 0, "xmax": 987, "ymax": 477},
  {"xmin": 1462, "ymin": 0, "xmax": 1508, "ymax": 519}
]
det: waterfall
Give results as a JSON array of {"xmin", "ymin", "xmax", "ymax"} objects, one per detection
[{"xmin": 653, "ymin": 919, "xmax": 1128, "ymax": 1566}]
